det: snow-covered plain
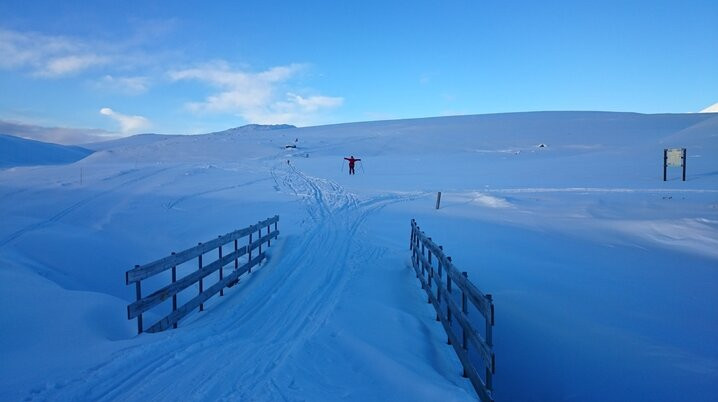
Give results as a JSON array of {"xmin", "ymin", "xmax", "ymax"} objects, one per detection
[{"xmin": 1, "ymin": 111, "xmax": 717, "ymax": 401}]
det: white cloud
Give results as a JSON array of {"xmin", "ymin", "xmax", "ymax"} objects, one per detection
[
  {"xmin": 699, "ymin": 102, "xmax": 718, "ymax": 113},
  {"xmin": 95, "ymin": 75, "xmax": 149, "ymax": 94},
  {"xmin": 0, "ymin": 28, "xmax": 110, "ymax": 77},
  {"xmin": 169, "ymin": 62, "xmax": 343, "ymax": 125},
  {"xmin": 99, "ymin": 108, "xmax": 151, "ymax": 134},
  {"xmin": 42, "ymin": 54, "xmax": 110, "ymax": 77}
]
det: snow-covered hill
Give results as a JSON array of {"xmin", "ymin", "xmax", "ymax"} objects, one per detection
[
  {"xmin": 0, "ymin": 134, "xmax": 93, "ymax": 168},
  {"xmin": 1, "ymin": 112, "xmax": 716, "ymax": 401}
]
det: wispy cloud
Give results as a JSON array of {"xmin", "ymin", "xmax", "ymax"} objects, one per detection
[
  {"xmin": 99, "ymin": 108, "xmax": 151, "ymax": 134},
  {"xmin": 94, "ymin": 75, "xmax": 150, "ymax": 95},
  {"xmin": 0, "ymin": 119, "xmax": 120, "ymax": 144},
  {"xmin": 169, "ymin": 61, "xmax": 343, "ymax": 125},
  {"xmin": 0, "ymin": 28, "xmax": 111, "ymax": 77}
]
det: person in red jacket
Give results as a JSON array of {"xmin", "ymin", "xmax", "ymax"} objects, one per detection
[{"xmin": 344, "ymin": 155, "xmax": 361, "ymax": 175}]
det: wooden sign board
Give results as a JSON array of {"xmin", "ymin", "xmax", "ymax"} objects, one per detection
[
  {"xmin": 663, "ymin": 148, "xmax": 686, "ymax": 181},
  {"xmin": 666, "ymin": 148, "xmax": 683, "ymax": 167}
]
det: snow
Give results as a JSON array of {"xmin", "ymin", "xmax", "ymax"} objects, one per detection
[{"xmin": 1, "ymin": 111, "xmax": 717, "ymax": 401}]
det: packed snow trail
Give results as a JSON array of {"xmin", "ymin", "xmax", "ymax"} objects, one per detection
[{"xmin": 25, "ymin": 163, "xmax": 449, "ymax": 401}]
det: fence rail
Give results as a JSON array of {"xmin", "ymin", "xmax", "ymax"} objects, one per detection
[
  {"xmin": 410, "ymin": 219, "xmax": 495, "ymax": 402},
  {"xmin": 125, "ymin": 215, "xmax": 279, "ymax": 334}
]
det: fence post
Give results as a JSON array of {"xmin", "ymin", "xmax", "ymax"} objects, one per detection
[
  {"xmin": 427, "ymin": 238, "xmax": 433, "ymax": 303},
  {"xmin": 134, "ymin": 265, "xmax": 143, "ymax": 334},
  {"xmin": 234, "ymin": 239, "xmax": 239, "ymax": 270},
  {"xmin": 486, "ymin": 293, "xmax": 495, "ymax": 391},
  {"xmin": 219, "ymin": 237, "xmax": 224, "ymax": 297},
  {"xmin": 446, "ymin": 256, "xmax": 452, "ymax": 345},
  {"xmin": 258, "ymin": 222, "xmax": 263, "ymax": 254},
  {"xmin": 267, "ymin": 223, "xmax": 271, "ymax": 247},
  {"xmin": 461, "ymin": 271, "xmax": 469, "ymax": 378},
  {"xmin": 171, "ymin": 253, "xmax": 178, "ymax": 329},
  {"xmin": 436, "ymin": 191, "xmax": 442, "ymax": 209},
  {"xmin": 198, "ymin": 243, "xmax": 204, "ymax": 312},
  {"xmin": 248, "ymin": 231, "xmax": 253, "ymax": 273},
  {"xmin": 436, "ymin": 246, "xmax": 443, "ymax": 321},
  {"xmin": 420, "ymin": 241, "xmax": 426, "ymax": 287},
  {"xmin": 410, "ymin": 219, "xmax": 415, "ymax": 250}
]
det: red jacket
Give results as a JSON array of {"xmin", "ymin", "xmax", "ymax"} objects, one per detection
[{"xmin": 344, "ymin": 157, "xmax": 361, "ymax": 167}]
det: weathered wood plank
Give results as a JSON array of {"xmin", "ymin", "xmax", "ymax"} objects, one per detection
[
  {"xmin": 145, "ymin": 252, "xmax": 266, "ymax": 333},
  {"xmin": 414, "ymin": 262, "xmax": 494, "ymax": 402},
  {"xmin": 127, "ymin": 228, "xmax": 280, "ymax": 319},
  {"xmin": 127, "ymin": 245, "xmax": 249, "ymax": 319},
  {"xmin": 414, "ymin": 228, "xmax": 493, "ymax": 320},
  {"xmin": 416, "ymin": 251, "xmax": 494, "ymax": 372},
  {"xmin": 126, "ymin": 215, "xmax": 279, "ymax": 284},
  {"xmin": 435, "ymin": 275, "xmax": 494, "ymax": 372},
  {"xmin": 249, "ymin": 230, "xmax": 279, "ymax": 253}
]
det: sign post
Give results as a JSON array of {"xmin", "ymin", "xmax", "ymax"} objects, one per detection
[{"xmin": 663, "ymin": 148, "xmax": 686, "ymax": 181}]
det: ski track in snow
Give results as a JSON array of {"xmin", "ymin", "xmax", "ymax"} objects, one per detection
[
  {"xmin": 163, "ymin": 176, "xmax": 272, "ymax": 210},
  {"xmin": 0, "ymin": 167, "xmax": 172, "ymax": 249},
  {"xmin": 25, "ymin": 162, "xmax": 417, "ymax": 401}
]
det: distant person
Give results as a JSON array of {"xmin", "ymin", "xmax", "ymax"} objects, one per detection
[{"xmin": 344, "ymin": 155, "xmax": 361, "ymax": 175}]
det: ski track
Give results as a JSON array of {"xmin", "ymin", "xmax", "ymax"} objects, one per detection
[
  {"xmin": 25, "ymin": 162, "xmax": 416, "ymax": 401},
  {"xmin": 163, "ymin": 176, "xmax": 272, "ymax": 210},
  {"xmin": 0, "ymin": 167, "xmax": 172, "ymax": 249}
]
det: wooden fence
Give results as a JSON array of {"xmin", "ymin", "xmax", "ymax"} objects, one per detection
[
  {"xmin": 410, "ymin": 219, "xmax": 495, "ymax": 402},
  {"xmin": 125, "ymin": 215, "xmax": 279, "ymax": 334}
]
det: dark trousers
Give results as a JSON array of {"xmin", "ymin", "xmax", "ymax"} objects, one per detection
[{"xmin": 349, "ymin": 166, "xmax": 355, "ymax": 175}]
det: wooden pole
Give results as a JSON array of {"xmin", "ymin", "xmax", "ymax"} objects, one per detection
[
  {"xmin": 219, "ymin": 237, "xmax": 224, "ymax": 297},
  {"xmin": 486, "ymin": 293, "xmax": 494, "ymax": 390},
  {"xmin": 248, "ymin": 231, "xmax": 253, "ymax": 273},
  {"xmin": 446, "ymin": 257, "xmax": 452, "ymax": 345},
  {"xmin": 410, "ymin": 219, "xmax": 414, "ymax": 250},
  {"xmin": 682, "ymin": 148, "xmax": 687, "ymax": 181},
  {"xmin": 234, "ymin": 239, "xmax": 238, "ymax": 270},
  {"xmin": 435, "ymin": 192, "xmax": 442, "ymax": 209},
  {"xmin": 436, "ymin": 245, "xmax": 443, "ymax": 322},
  {"xmin": 198, "ymin": 243, "xmax": 204, "ymax": 312},
  {"xmin": 258, "ymin": 223, "xmax": 263, "ymax": 254},
  {"xmin": 663, "ymin": 149, "xmax": 667, "ymax": 181},
  {"xmin": 171, "ymin": 253, "xmax": 177, "ymax": 329},
  {"xmin": 461, "ymin": 271, "xmax": 469, "ymax": 378},
  {"xmin": 420, "ymin": 242, "xmax": 426, "ymax": 284},
  {"xmin": 427, "ymin": 244, "xmax": 433, "ymax": 304},
  {"xmin": 135, "ymin": 265, "xmax": 143, "ymax": 334},
  {"xmin": 267, "ymin": 224, "xmax": 271, "ymax": 247}
]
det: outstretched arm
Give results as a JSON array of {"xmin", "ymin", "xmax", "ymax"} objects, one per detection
[
  {"xmin": 356, "ymin": 158, "xmax": 361, "ymax": 161},
  {"xmin": 344, "ymin": 158, "xmax": 350, "ymax": 161}
]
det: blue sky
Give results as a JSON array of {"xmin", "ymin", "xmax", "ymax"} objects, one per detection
[{"xmin": 1, "ymin": 0, "xmax": 716, "ymax": 142}]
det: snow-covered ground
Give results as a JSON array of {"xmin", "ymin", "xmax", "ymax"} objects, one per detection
[
  {"xmin": 1, "ymin": 111, "xmax": 717, "ymax": 401},
  {"xmin": 0, "ymin": 134, "xmax": 92, "ymax": 168}
]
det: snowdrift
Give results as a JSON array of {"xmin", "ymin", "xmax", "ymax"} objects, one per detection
[{"xmin": 1, "ymin": 111, "xmax": 716, "ymax": 401}]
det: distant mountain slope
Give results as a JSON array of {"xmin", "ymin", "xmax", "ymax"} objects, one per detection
[
  {"xmin": 0, "ymin": 134, "xmax": 93, "ymax": 168},
  {"xmin": 210, "ymin": 124, "xmax": 297, "ymax": 135},
  {"xmin": 82, "ymin": 133, "xmax": 181, "ymax": 151}
]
